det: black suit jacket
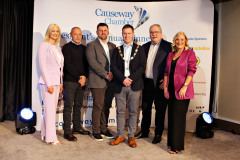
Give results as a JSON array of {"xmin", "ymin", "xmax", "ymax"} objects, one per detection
[
  {"xmin": 143, "ymin": 39, "xmax": 172, "ymax": 87},
  {"xmin": 111, "ymin": 43, "xmax": 146, "ymax": 93}
]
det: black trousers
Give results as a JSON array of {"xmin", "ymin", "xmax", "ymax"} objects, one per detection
[
  {"xmin": 141, "ymin": 78, "xmax": 168, "ymax": 136},
  {"xmin": 167, "ymin": 95, "xmax": 190, "ymax": 151},
  {"xmin": 63, "ymin": 81, "xmax": 84, "ymax": 134},
  {"xmin": 91, "ymin": 81, "xmax": 115, "ymax": 133}
]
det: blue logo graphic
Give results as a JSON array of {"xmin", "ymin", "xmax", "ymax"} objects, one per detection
[
  {"xmin": 134, "ymin": 6, "xmax": 150, "ymax": 29},
  {"xmin": 196, "ymin": 57, "xmax": 200, "ymax": 66}
]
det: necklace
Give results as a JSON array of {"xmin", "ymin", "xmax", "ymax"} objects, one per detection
[{"xmin": 118, "ymin": 45, "xmax": 139, "ymax": 61}]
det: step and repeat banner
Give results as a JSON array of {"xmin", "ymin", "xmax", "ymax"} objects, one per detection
[{"xmin": 32, "ymin": 0, "xmax": 214, "ymax": 132}]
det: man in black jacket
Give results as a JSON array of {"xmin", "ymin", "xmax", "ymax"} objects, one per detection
[
  {"xmin": 110, "ymin": 25, "xmax": 146, "ymax": 148},
  {"xmin": 135, "ymin": 24, "xmax": 172, "ymax": 144},
  {"xmin": 62, "ymin": 27, "xmax": 90, "ymax": 141}
]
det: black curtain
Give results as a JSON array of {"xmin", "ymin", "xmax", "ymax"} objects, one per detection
[{"xmin": 0, "ymin": 0, "xmax": 34, "ymax": 121}]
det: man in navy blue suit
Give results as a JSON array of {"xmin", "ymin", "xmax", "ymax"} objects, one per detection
[{"xmin": 135, "ymin": 24, "xmax": 172, "ymax": 144}]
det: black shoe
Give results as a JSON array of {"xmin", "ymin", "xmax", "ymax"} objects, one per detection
[
  {"xmin": 134, "ymin": 131, "xmax": 148, "ymax": 139},
  {"xmin": 101, "ymin": 130, "xmax": 114, "ymax": 139},
  {"xmin": 73, "ymin": 128, "xmax": 90, "ymax": 135},
  {"xmin": 152, "ymin": 135, "xmax": 162, "ymax": 144},
  {"xmin": 64, "ymin": 134, "xmax": 77, "ymax": 141},
  {"xmin": 92, "ymin": 133, "xmax": 103, "ymax": 141}
]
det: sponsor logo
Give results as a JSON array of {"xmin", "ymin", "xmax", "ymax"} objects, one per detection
[
  {"xmin": 196, "ymin": 57, "xmax": 200, "ymax": 66},
  {"xmin": 194, "ymin": 93, "xmax": 206, "ymax": 96},
  {"xmin": 193, "ymin": 46, "xmax": 210, "ymax": 50},
  {"xmin": 188, "ymin": 37, "xmax": 207, "ymax": 41},
  {"xmin": 188, "ymin": 106, "xmax": 206, "ymax": 113},
  {"xmin": 190, "ymin": 46, "xmax": 211, "ymax": 51},
  {"xmin": 188, "ymin": 109, "xmax": 195, "ymax": 113},
  {"xmin": 196, "ymin": 106, "xmax": 205, "ymax": 113},
  {"xmin": 196, "ymin": 106, "xmax": 205, "ymax": 109}
]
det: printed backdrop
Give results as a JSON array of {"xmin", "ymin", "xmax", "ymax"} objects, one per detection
[{"xmin": 32, "ymin": 0, "xmax": 214, "ymax": 132}]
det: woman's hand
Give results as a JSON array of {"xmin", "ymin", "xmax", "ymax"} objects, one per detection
[
  {"xmin": 178, "ymin": 86, "xmax": 187, "ymax": 99},
  {"xmin": 48, "ymin": 86, "xmax": 54, "ymax": 94},
  {"xmin": 163, "ymin": 76, "xmax": 169, "ymax": 99},
  {"xmin": 164, "ymin": 88, "xmax": 169, "ymax": 99}
]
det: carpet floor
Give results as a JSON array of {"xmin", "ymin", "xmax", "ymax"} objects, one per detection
[{"xmin": 0, "ymin": 120, "xmax": 239, "ymax": 160}]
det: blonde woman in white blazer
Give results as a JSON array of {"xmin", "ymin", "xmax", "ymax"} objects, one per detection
[{"xmin": 38, "ymin": 24, "xmax": 64, "ymax": 145}]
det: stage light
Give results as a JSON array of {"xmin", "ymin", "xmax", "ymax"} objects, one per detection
[
  {"xmin": 20, "ymin": 108, "xmax": 34, "ymax": 120},
  {"xmin": 15, "ymin": 108, "xmax": 36, "ymax": 135},
  {"xmin": 196, "ymin": 112, "xmax": 214, "ymax": 139}
]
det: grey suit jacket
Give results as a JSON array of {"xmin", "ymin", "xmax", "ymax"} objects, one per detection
[{"xmin": 86, "ymin": 38, "xmax": 116, "ymax": 88}]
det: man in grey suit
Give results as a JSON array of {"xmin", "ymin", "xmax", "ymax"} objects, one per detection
[{"xmin": 86, "ymin": 23, "xmax": 116, "ymax": 141}]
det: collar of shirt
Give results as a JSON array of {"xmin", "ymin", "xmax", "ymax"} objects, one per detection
[
  {"xmin": 151, "ymin": 39, "xmax": 161, "ymax": 46},
  {"xmin": 71, "ymin": 40, "xmax": 81, "ymax": 45},
  {"xmin": 123, "ymin": 42, "xmax": 133, "ymax": 48},
  {"xmin": 98, "ymin": 38, "xmax": 108, "ymax": 45}
]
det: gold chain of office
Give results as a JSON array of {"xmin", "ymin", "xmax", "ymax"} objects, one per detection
[{"xmin": 118, "ymin": 45, "xmax": 139, "ymax": 61}]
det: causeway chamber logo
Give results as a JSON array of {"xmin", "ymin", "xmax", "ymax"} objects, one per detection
[{"xmin": 95, "ymin": 5, "xmax": 150, "ymax": 29}]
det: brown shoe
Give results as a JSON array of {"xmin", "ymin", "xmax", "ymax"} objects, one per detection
[
  {"xmin": 128, "ymin": 137, "xmax": 137, "ymax": 148},
  {"xmin": 110, "ymin": 136, "xmax": 125, "ymax": 145}
]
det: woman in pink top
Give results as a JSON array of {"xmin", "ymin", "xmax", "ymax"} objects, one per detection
[
  {"xmin": 38, "ymin": 24, "xmax": 64, "ymax": 145},
  {"xmin": 163, "ymin": 32, "xmax": 197, "ymax": 154}
]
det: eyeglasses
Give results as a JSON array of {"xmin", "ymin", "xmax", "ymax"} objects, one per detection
[{"xmin": 150, "ymin": 31, "xmax": 161, "ymax": 34}]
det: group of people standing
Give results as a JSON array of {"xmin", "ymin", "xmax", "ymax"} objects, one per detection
[{"xmin": 38, "ymin": 22, "xmax": 197, "ymax": 154}]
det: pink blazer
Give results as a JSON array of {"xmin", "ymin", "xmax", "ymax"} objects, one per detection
[
  {"xmin": 164, "ymin": 49, "xmax": 197, "ymax": 100},
  {"xmin": 38, "ymin": 42, "xmax": 64, "ymax": 87}
]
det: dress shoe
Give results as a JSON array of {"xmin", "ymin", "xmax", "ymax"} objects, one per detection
[
  {"xmin": 73, "ymin": 128, "xmax": 90, "ymax": 135},
  {"xmin": 128, "ymin": 137, "xmax": 137, "ymax": 148},
  {"xmin": 110, "ymin": 136, "xmax": 125, "ymax": 145},
  {"xmin": 101, "ymin": 130, "xmax": 114, "ymax": 138},
  {"xmin": 64, "ymin": 134, "xmax": 77, "ymax": 141},
  {"xmin": 134, "ymin": 131, "xmax": 148, "ymax": 139},
  {"xmin": 92, "ymin": 133, "xmax": 103, "ymax": 142},
  {"xmin": 152, "ymin": 135, "xmax": 161, "ymax": 144}
]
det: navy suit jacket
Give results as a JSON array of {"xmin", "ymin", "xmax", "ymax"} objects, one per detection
[
  {"xmin": 111, "ymin": 43, "xmax": 146, "ymax": 93},
  {"xmin": 143, "ymin": 39, "xmax": 172, "ymax": 87}
]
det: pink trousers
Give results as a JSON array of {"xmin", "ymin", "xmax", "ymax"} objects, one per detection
[{"xmin": 41, "ymin": 85, "xmax": 60, "ymax": 143}]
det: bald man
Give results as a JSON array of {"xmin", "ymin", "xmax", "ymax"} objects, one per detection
[{"xmin": 62, "ymin": 27, "xmax": 90, "ymax": 141}]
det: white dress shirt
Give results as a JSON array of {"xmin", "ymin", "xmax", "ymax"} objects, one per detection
[
  {"xmin": 145, "ymin": 42, "xmax": 160, "ymax": 79},
  {"xmin": 99, "ymin": 38, "xmax": 110, "ymax": 71},
  {"xmin": 123, "ymin": 42, "xmax": 133, "ymax": 77}
]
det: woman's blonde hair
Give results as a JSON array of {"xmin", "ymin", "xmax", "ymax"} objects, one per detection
[
  {"xmin": 171, "ymin": 31, "xmax": 189, "ymax": 52},
  {"xmin": 44, "ymin": 24, "xmax": 61, "ymax": 45}
]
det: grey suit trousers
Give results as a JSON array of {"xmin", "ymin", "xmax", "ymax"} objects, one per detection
[{"xmin": 115, "ymin": 86, "xmax": 140, "ymax": 137}]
